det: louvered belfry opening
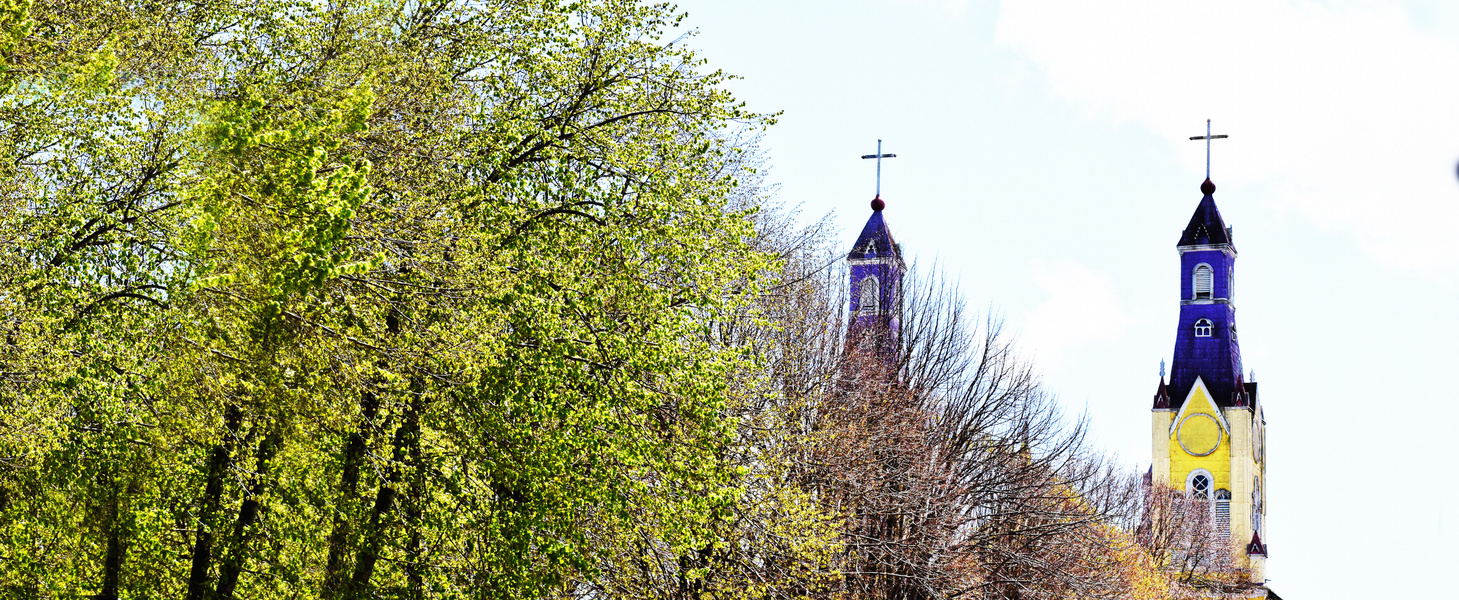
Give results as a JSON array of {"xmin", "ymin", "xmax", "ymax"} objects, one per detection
[
  {"xmin": 859, "ymin": 276, "xmax": 880, "ymax": 314},
  {"xmin": 1193, "ymin": 264, "xmax": 1213, "ymax": 299},
  {"xmin": 1215, "ymin": 489, "xmax": 1232, "ymax": 541}
]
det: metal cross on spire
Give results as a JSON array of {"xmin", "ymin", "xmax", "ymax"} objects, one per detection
[
  {"xmin": 860, "ymin": 139, "xmax": 897, "ymax": 197},
  {"xmin": 1188, "ymin": 119, "xmax": 1229, "ymax": 179}
]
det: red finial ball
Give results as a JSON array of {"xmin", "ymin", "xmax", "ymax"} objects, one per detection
[
  {"xmin": 1200, "ymin": 178, "xmax": 1216, "ymax": 195},
  {"xmin": 871, "ymin": 196, "xmax": 885, "ymax": 211}
]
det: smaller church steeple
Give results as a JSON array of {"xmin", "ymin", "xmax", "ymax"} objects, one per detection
[
  {"xmin": 847, "ymin": 195, "xmax": 905, "ymax": 349},
  {"xmin": 846, "ymin": 141, "xmax": 907, "ymax": 364}
]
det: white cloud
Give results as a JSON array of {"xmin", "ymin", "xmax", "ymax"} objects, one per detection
[
  {"xmin": 995, "ymin": 0, "xmax": 1459, "ymax": 282},
  {"xmin": 891, "ymin": 0, "xmax": 972, "ymax": 16},
  {"xmin": 1022, "ymin": 261, "xmax": 1135, "ymax": 367},
  {"xmin": 942, "ymin": 0, "xmax": 971, "ymax": 15}
]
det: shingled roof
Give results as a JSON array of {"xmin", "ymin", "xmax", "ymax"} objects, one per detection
[
  {"xmin": 1177, "ymin": 179, "xmax": 1232, "ymax": 247},
  {"xmin": 847, "ymin": 198, "xmax": 902, "ymax": 261},
  {"xmin": 1245, "ymin": 530, "xmax": 1268, "ymax": 557},
  {"xmin": 1152, "ymin": 378, "xmax": 1171, "ymax": 410}
]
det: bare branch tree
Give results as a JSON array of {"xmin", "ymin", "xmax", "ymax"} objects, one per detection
[
  {"xmin": 800, "ymin": 264, "xmax": 1145, "ymax": 600},
  {"xmin": 1131, "ymin": 480, "xmax": 1259, "ymax": 598}
]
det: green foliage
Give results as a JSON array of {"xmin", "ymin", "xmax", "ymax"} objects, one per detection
[
  {"xmin": 0, "ymin": 0, "xmax": 31, "ymax": 94},
  {"xmin": 0, "ymin": 1, "xmax": 838, "ymax": 598}
]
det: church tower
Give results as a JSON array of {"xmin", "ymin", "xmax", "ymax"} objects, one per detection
[
  {"xmin": 1151, "ymin": 177, "xmax": 1269, "ymax": 584},
  {"xmin": 846, "ymin": 194, "xmax": 905, "ymax": 360}
]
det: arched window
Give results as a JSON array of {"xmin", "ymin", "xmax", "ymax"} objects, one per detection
[
  {"xmin": 1214, "ymin": 489, "xmax": 1232, "ymax": 538},
  {"xmin": 1252, "ymin": 477, "xmax": 1264, "ymax": 533},
  {"xmin": 1194, "ymin": 319, "xmax": 1213, "ymax": 337},
  {"xmin": 1193, "ymin": 264, "xmax": 1213, "ymax": 299},
  {"xmin": 1252, "ymin": 417, "xmax": 1264, "ymax": 463},
  {"xmin": 859, "ymin": 276, "xmax": 880, "ymax": 314},
  {"xmin": 1186, "ymin": 469, "xmax": 1213, "ymax": 499}
]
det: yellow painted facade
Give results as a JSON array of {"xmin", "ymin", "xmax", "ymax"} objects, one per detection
[{"xmin": 1153, "ymin": 376, "xmax": 1267, "ymax": 584}]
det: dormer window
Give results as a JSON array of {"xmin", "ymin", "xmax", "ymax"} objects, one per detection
[
  {"xmin": 1193, "ymin": 264, "xmax": 1213, "ymax": 299},
  {"xmin": 859, "ymin": 276, "xmax": 880, "ymax": 314},
  {"xmin": 1195, "ymin": 319, "xmax": 1213, "ymax": 337}
]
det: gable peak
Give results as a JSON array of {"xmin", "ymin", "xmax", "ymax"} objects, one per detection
[{"xmin": 1169, "ymin": 376, "xmax": 1231, "ymax": 436}]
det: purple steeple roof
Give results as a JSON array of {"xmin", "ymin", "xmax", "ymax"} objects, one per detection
[
  {"xmin": 1165, "ymin": 179, "xmax": 1247, "ymax": 410},
  {"xmin": 1177, "ymin": 179, "xmax": 1231, "ymax": 246},
  {"xmin": 847, "ymin": 197, "xmax": 902, "ymax": 261},
  {"xmin": 846, "ymin": 196, "xmax": 906, "ymax": 366}
]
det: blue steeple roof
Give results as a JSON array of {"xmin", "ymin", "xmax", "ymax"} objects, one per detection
[
  {"xmin": 845, "ymin": 196, "xmax": 906, "ymax": 365},
  {"xmin": 1165, "ymin": 179, "xmax": 1248, "ymax": 410},
  {"xmin": 847, "ymin": 198, "xmax": 902, "ymax": 261},
  {"xmin": 1177, "ymin": 179, "xmax": 1232, "ymax": 247}
]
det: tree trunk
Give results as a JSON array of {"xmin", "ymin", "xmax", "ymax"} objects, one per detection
[
  {"xmin": 347, "ymin": 391, "xmax": 421, "ymax": 596},
  {"xmin": 213, "ymin": 431, "xmax": 282, "ymax": 599},
  {"xmin": 322, "ymin": 389, "xmax": 381, "ymax": 598},
  {"xmin": 95, "ymin": 486, "xmax": 122, "ymax": 600},
  {"xmin": 185, "ymin": 405, "xmax": 241, "ymax": 600},
  {"xmin": 403, "ymin": 412, "xmax": 425, "ymax": 600}
]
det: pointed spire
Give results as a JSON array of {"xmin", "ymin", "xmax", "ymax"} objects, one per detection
[
  {"xmin": 848, "ymin": 197, "xmax": 901, "ymax": 261},
  {"xmin": 1152, "ymin": 373, "xmax": 1171, "ymax": 410},
  {"xmin": 1178, "ymin": 178, "xmax": 1232, "ymax": 247},
  {"xmin": 1245, "ymin": 530, "xmax": 1268, "ymax": 556}
]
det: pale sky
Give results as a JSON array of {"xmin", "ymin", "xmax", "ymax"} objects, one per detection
[{"xmin": 673, "ymin": 0, "xmax": 1459, "ymax": 596}]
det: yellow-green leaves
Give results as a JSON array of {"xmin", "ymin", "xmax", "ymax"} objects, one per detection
[
  {"xmin": 194, "ymin": 84, "xmax": 376, "ymax": 314},
  {"xmin": 0, "ymin": 0, "xmax": 30, "ymax": 93},
  {"xmin": 0, "ymin": 2, "xmax": 816, "ymax": 598}
]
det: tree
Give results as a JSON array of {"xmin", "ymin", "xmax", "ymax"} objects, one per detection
[
  {"xmin": 775, "ymin": 258, "xmax": 1177, "ymax": 600},
  {"xmin": 0, "ymin": 1, "xmax": 799, "ymax": 598},
  {"xmin": 1130, "ymin": 481, "xmax": 1259, "ymax": 598}
]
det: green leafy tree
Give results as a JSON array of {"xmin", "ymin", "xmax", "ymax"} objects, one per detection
[{"xmin": 0, "ymin": 1, "xmax": 841, "ymax": 598}]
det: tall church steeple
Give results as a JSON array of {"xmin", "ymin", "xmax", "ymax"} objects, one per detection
[
  {"xmin": 1166, "ymin": 178, "xmax": 1249, "ymax": 410},
  {"xmin": 1151, "ymin": 177, "xmax": 1269, "ymax": 590}
]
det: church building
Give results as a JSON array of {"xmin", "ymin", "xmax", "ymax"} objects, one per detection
[
  {"xmin": 1151, "ymin": 176, "xmax": 1270, "ymax": 589},
  {"xmin": 839, "ymin": 140, "xmax": 1278, "ymax": 597}
]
